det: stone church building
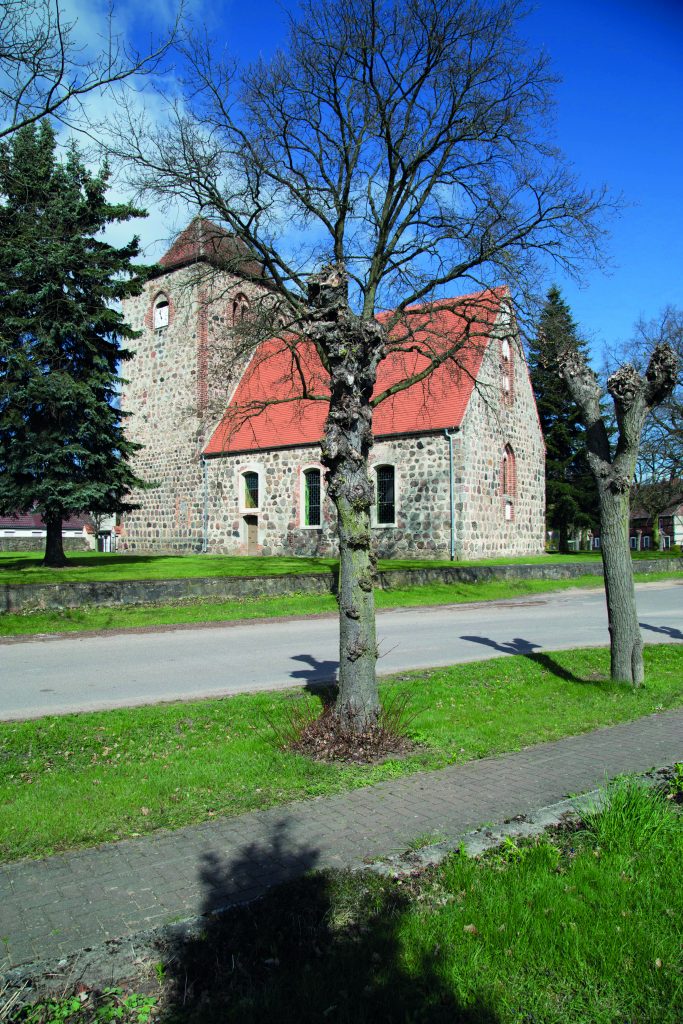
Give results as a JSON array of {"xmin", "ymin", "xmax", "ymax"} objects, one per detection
[{"xmin": 119, "ymin": 220, "xmax": 545, "ymax": 559}]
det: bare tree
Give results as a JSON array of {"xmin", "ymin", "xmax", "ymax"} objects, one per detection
[
  {"xmin": 0, "ymin": 0, "xmax": 180, "ymax": 139},
  {"xmin": 111, "ymin": 0, "xmax": 612, "ymax": 729},
  {"xmin": 557, "ymin": 337, "xmax": 677, "ymax": 685},
  {"xmin": 625, "ymin": 310, "xmax": 683, "ymax": 547}
]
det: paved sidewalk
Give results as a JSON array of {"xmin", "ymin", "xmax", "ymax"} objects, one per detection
[{"xmin": 1, "ymin": 709, "xmax": 681, "ymax": 974}]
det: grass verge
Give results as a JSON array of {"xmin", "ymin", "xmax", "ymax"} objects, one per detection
[
  {"xmin": 10, "ymin": 779, "xmax": 682, "ymax": 1023},
  {"xmin": 9, "ymin": 548, "xmax": 677, "ymax": 587},
  {"xmin": 1, "ymin": 571, "xmax": 679, "ymax": 637},
  {"xmin": 1, "ymin": 645, "xmax": 682, "ymax": 861}
]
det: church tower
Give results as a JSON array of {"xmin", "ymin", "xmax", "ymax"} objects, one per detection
[{"xmin": 119, "ymin": 219, "xmax": 267, "ymax": 552}]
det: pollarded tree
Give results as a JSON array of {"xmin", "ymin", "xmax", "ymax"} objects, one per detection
[
  {"xmin": 529, "ymin": 286, "xmax": 599, "ymax": 551},
  {"xmin": 555, "ymin": 334, "xmax": 677, "ymax": 685},
  {"xmin": 0, "ymin": 120, "xmax": 151, "ymax": 566},
  {"xmin": 623, "ymin": 309, "xmax": 683, "ymax": 548},
  {"xmin": 112, "ymin": 0, "xmax": 610, "ymax": 728}
]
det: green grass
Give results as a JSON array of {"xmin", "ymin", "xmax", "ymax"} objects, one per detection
[
  {"xmin": 10, "ymin": 782, "xmax": 682, "ymax": 1022},
  {"xmin": 2, "ymin": 645, "xmax": 682, "ymax": 862},
  {"xmin": 1, "ymin": 571, "xmax": 678, "ymax": 637},
  {"xmin": 149, "ymin": 780, "xmax": 679, "ymax": 1023},
  {"xmin": 1, "ymin": 548, "xmax": 677, "ymax": 587}
]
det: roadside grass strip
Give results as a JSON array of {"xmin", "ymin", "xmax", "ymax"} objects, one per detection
[
  {"xmin": 1, "ymin": 572, "xmax": 679, "ymax": 637},
  {"xmin": 10, "ymin": 779, "xmax": 682, "ymax": 1023},
  {"xmin": 1, "ymin": 645, "xmax": 682, "ymax": 862},
  {"xmin": 4, "ymin": 549, "xmax": 665, "ymax": 587}
]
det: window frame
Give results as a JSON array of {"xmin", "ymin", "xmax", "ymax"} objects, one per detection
[
  {"xmin": 153, "ymin": 293, "xmax": 170, "ymax": 330},
  {"xmin": 374, "ymin": 463, "xmax": 397, "ymax": 528},
  {"xmin": 301, "ymin": 465, "xmax": 323, "ymax": 529}
]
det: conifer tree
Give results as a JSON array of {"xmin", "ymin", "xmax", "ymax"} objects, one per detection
[
  {"xmin": 529, "ymin": 286, "xmax": 599, "ymax": 551},
  {"xmin": 0, "ymin": 121, "xmax": 150, "ymax": 566}
]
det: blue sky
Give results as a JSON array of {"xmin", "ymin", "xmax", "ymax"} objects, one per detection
[{"xmin": 86, "ymin": 0, "xmax": 683, "ymax": 361}]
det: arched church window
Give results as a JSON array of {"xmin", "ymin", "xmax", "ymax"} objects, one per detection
[
  {"xmin": 153, "ymin": 294, "xmax": 170, "ymax": 330},
  {"xmin": 303, "ymin": 467, "xmax": 322, "ymax": 527},
  {"xmin": 242, "ymin": 470, "xmax": 259, "ymax": 509},
  {"xmin": 232, "ymin": 293, "xmax": 250, "ymax": 325},
  {"xmin": 376, "ymin": 465, "xmax": 396, "ymax": 525},
  {"xmin": 501, "ymin": 444, "xmax": 516, "ymax": 521}
]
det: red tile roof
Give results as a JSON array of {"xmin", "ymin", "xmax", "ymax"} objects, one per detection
[
  {"xmin": 205, "ymin": 289, "xmax": 507, "ymax": 455},
  {"xmin": 155, "ymin": 218, "xmax": 264, "ymax": 279},
  {"xmin": 0, "ymin": 512, "xmax": 92, "ymax": 530}
]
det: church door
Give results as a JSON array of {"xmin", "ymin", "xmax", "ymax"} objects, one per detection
[{"xmin": 244, "ymin": 515, "xmax": 258, "ymax": 555}]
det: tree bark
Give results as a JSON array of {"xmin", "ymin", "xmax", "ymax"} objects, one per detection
[
  {"xmin": 43, "ymin": 512, "xmax": 67, "ymax": 567},
  {"xmin": 309, "ymin": 266, "xmax": 383, "ymax": 728},
  {"xmin": 599, "ymin": 487, "xmax": 644, "ymax": 685}
]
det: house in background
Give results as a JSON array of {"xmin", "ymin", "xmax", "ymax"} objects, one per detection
[
  {"xmin": 118, "ymin": 219, "xmax": 545, "ymax": 559},
  {"xmin": 0, "ymin": 512, "xmax": 95, "ymax": 552}
]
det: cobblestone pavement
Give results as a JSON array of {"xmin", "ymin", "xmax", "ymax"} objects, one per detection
[{"xmin": 1, "ymin": 709, "xmax": 681, "ymax": 974}]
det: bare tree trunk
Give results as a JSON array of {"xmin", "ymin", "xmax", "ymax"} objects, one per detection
[
  {"xmin": 599, "ymin": 488, "xmax": 644, "ymax": 685},
  {"xmin": 311, "ymin": 267, "xmax": 383, "ymax": 728},
  {"xmin": 43, "ymin": 512, "xmax": 67, "ymax": 568}
]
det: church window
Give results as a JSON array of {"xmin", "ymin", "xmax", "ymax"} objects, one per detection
[
  {"xmin": 243, "ymin": 471, "xmax": 259, "ymax": 509},
  {"xmin": 501, "ymin": 445, "xmax": 516, "ymax": 521},
  {"xmin": 501, "ymin": 337, "xmax": 514, "ymax": 404},
  {"xmin": 303, "ymin": 467, "xmax": 322, "ymax": 527},
  {"xmin": 376, "ymin": 465, "xmax": 396, "ymax": 525},
  {"xmin": 232, "ymin": 292, "xmax": 250, "ymax": 324},
  {"xmin": 153, "ymin": 294, "xmax": 170, "ymax": 330}
]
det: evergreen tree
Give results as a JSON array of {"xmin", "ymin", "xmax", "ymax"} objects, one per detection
[
  {"xmin": 0, "ymin": 121, "xmax": 150, "ymax": 566},
  {"xmin": 529, "ymin": 286, "xmax": 599, "ymax": 552}
]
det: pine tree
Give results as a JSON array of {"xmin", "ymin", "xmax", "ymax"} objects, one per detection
[
  {"xmin": 0, "ymin": 121, "xmax": 150, "ymax": 566},
  {"xmin": 529, "ymin": 286, "xmax": 599, "ymax": 552}
]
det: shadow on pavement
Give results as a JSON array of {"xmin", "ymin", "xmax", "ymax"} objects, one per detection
[
  {"xmin": 639, "ymin": 622, "xmax": 683, "ymax": 641},
  {"xmin": 159, "ymin": 820, "xmax": 502, "ymax": 1023}
]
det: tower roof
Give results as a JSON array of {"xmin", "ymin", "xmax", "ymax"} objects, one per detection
[{"xmin": 154, "ymin": 218, "xmax": 265, "ymax": 279}]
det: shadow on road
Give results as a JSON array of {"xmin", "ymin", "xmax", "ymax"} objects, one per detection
[
  {"xmin": 639, "ymin": 622, "xmax": 683, "ymax": 641},
  {"xmin": 159, "ymin": 820, "xmax": 502, "ymax": 1023}
]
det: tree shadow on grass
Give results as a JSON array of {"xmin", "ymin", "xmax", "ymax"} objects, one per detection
[
  {"xmin": 459, "ymin": 635, "xmax": 602, "ymax": 685},
  {"xmin": 639, "ymin": 622, "xmax": 683, "ymax": 642},
  {"xmin": 159, "ymin": 820, "xmax": 502, "ymax": 1024}
]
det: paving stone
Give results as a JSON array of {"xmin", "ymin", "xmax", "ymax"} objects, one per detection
[{"xmin": 1, "ymin": 708, "xmax": 681, "ymax": 974}]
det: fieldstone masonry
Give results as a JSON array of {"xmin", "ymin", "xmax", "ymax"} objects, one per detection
[{"xmin": 120, "ymin": 234, "xmax": 545, "ymax": 559}]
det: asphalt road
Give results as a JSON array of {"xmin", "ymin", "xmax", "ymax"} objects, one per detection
[{"xmin": 1, "ymin": 581, "xmax": 681, "ymax": 720}]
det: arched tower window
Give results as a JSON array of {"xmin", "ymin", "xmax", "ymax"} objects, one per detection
[
  {"xmin": 500, "ymin": 337, "xmax": 514, "ymax": 404},
  {"xmin": 153, "ymin": 293, "xmax": 170, "ymax": 330},
  {"xmin": 232, "ymin": 292, "xmax": 250, "ymax": 325},
  {"xmin": 376, "ymin": 465, "xmax": 396, "ymax": 525}
]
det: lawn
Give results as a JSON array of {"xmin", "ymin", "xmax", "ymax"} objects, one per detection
[
  {"xmin": 0, "ymin": 548, "xmax": 646, "ymax": 586},
  {"xmin": 1, "ymin": 644, "xmax": 682, "ymax": 861},
  {"xmin": 12, "ymin": 779, "xmax": 682, "ymax": 1023}
]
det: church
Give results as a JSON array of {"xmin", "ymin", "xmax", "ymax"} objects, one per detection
[{"xmin": 119, "ymin": 220, "xmax": 545, "ymax": 559}]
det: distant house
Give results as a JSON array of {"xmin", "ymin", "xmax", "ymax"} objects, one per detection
[
  {"xmin": 590, "ymin": 497, "xmax": 683, "ymax": 552},
  {"xmin": 118, "ymin": 219, "xmax": 546, "ymax": 559},
  {"xmin": 0, "ymin": 512, "xmax": 95, "ymax": 551}
]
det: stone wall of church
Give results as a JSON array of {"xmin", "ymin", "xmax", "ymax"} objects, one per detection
[
  {"xmin": 455, "ymin": 314, "xmax": 546, "ymax": 558},
  {"xmin": 202, "ymin": 433, "xmax": 456, "ymax": 558}
]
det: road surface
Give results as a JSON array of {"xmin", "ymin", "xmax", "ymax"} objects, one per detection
[{"xmin": 1, "ymin": 581, "xmax": 681, "ymax": 719}]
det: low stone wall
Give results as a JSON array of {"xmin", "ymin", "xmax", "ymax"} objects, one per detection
[
  {"xmin": 2, "ymin": 558, "xmax": 680, "ymax": 614},
  {"xmin": 0, "ymin": 537, "xmax": 90, "ymax": 553}
]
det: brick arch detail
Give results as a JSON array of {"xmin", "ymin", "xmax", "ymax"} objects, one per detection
[{"xmin": 144, "ymin": 289, "xmax": 177, "ymax": 330}]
